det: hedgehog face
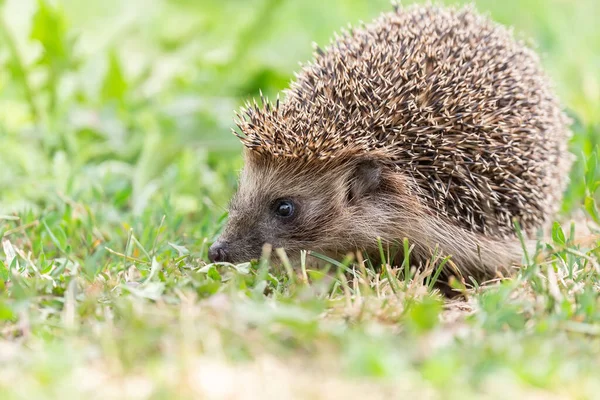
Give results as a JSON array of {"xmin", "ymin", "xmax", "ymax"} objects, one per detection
[{"xmin": 208, "ymin": 153, "xmax": 394, "ymax": 265}]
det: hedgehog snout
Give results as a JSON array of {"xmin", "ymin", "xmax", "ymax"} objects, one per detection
[{"xmin": 208, "ymin": 241, "xmax": 230, "ymax": 263}]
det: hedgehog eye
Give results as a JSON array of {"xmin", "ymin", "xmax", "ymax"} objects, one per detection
[{"xmin": 274, "ymin": 199, "xmax": 295, "ymax": 218}]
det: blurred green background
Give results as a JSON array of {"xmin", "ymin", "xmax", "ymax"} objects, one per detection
[{"xmin": 1, "ymin": 0, "xmax": 599, "ymax": 229}]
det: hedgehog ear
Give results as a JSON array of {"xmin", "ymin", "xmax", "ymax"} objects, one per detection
[{"xmin": 347, "ymin": 159, "xmax": 382, "ymax": 202}]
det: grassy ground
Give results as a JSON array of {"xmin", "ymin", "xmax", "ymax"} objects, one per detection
[{"xmin": 1, "ymin": 0, "xmax": 600, "ymax": 398}]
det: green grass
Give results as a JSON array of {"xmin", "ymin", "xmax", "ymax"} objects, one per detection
[{"xmin": 1, "ymin": 0, "xmax": 600, "ymax": 398}]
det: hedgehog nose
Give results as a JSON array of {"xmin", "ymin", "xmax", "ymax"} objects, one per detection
[{"xmin": 208, "ymin": 242, "xmax": 230, "ymax": 263}]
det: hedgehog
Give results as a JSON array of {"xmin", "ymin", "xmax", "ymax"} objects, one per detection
[{"xmin": 208, "ymin": 4, "xmax": 571, "ymax": 281}]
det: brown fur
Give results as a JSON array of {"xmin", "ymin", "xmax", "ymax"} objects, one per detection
[{"xmin": 215, "ymin": 150, "xmax": 535, "ymax": 279}]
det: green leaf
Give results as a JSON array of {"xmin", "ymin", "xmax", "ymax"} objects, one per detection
[
  {"xmin": 195, "ymin": 281, "xmax": 221, "ymax": 297},
  {"xmin": 0, "ymin": 260, "xmax": 7, "ymax": 283},
  {"xmin": 101, "ymin": 50, "xmax": 128, "ymax": 102},
  {"xmin": 584, "ymin": 196, "xmax": 600, "ymax": 225},
  {"xmin": 551, "ymin": 222, "xmax": 566, "ymax": 246},
  {"xmin": 0, "ymin": 301, "xmax": 14, "ymax": 321},
  {"xmin": 406, "ymin": 295, "xmax": 443, "ymax": 333},
  {"xmin": 30, "ymin": 0, "xmax": 69, "ymax": 65},
  {"xmin": 207, "ymin": 265, "xmax": 222, "ymax": 281},
  {"xmin": 585, "ymin": 150, "xmax": 599, "ymax": 193}
]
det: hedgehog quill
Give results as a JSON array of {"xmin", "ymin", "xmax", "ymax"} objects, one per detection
[{"xmin": 208, "ymin": 4, "xmax": 571, "ymax": 280}]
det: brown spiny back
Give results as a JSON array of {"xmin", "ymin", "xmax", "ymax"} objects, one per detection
[{"xmin": 234, "ymin": 4, "xmax": 571, "ymax": 239}]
